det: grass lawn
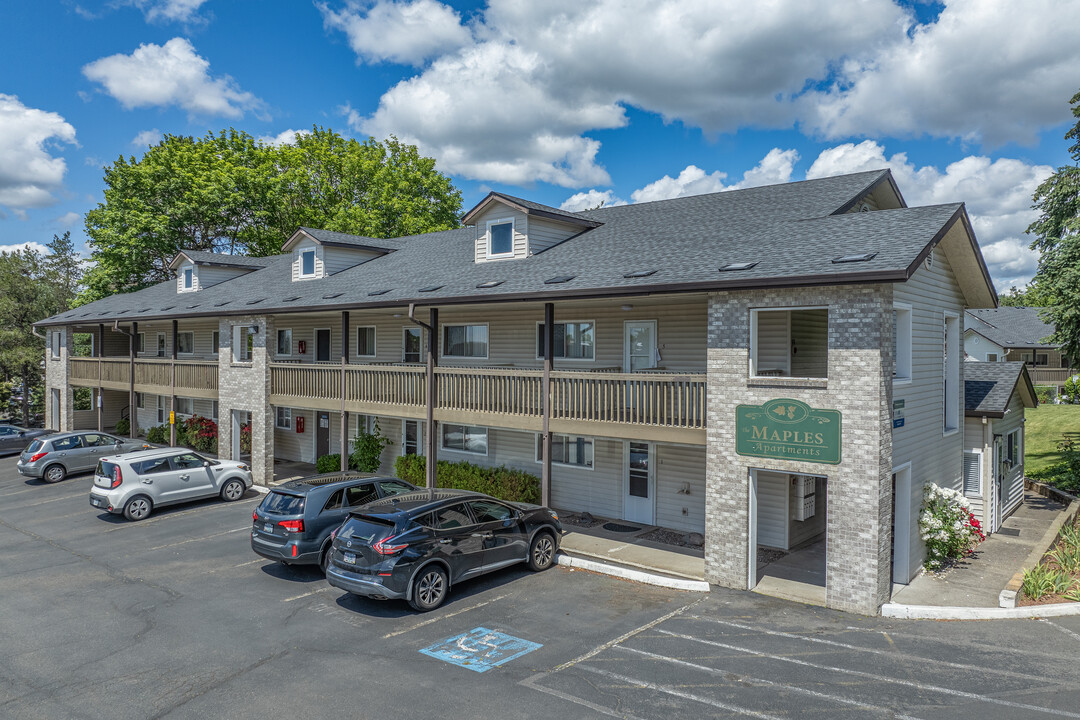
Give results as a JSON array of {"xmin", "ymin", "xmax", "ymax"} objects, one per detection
[{"xmin": 1025, "ymin": 404, "xmax": 1080, "ymax": 473}]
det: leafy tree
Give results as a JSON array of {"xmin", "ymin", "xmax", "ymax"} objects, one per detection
[
  {"xmin": 1027, "ymin": 89, "xmax": 1080, "ymax": 361},
  {"xmin": 78, "ymin": 128, "xmax": 462, "ymax": 304},
  {"xmin": 998, "ymin": 281, "xmax": 1057, "ymax": 307}
]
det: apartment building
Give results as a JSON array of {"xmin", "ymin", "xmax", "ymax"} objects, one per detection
[
  {"xmin": 965, "ymin": 306, "xmax": 1077, "ymax": 388},
  {"xmin": 37, "ymin": 169, "xmax": 998, "ymax": 614}
]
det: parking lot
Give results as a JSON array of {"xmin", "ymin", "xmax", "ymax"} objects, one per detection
[{"xmin": 3, "ymin": 455, "xmax": 1080, "ymax": 720}]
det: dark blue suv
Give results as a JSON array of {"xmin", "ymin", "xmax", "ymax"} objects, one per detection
[{"xmin": 251, "ymin": 474, "xmax": 417, "ymax": 573}]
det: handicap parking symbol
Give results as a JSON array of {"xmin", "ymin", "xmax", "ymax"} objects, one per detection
[{"xmin": 420, "ymin": 627, "xmax": 542, "ymax": 673}]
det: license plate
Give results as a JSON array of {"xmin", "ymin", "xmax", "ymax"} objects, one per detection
[
  {"xmin": 263, "ymin": 523, "xmax": 274, "ymax": 533},
  {"xmin": 343, "ymin": 552, "xmax": 356, "ymax": 564},
  {"xmin": 90, "ymin": 498, "xmax": 101, "ymax": 507}
]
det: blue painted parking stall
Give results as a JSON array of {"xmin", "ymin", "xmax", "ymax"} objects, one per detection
[{"xmin": 421, "ymin": 627, "xmax": 542, "ymax": 672}]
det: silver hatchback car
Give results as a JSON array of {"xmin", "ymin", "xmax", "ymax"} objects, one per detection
[
  {"xmin": 18, "ymin": 431, "xmax": 149, "ymax": 483},
  {"xmin": 88, "ymin": 447, "xmax": 253, "ymax": 521}
]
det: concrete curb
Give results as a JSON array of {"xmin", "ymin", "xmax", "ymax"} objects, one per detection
[
  {"xmin": 881, "ymin": 601, "xmax": 1080, "ymax": 620},
  {"xmin": 556, "ymin": 553, "xmax": 711, "ymax": 592}
]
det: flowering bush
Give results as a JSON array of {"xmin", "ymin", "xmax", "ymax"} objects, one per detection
[
  {"xmin": 919, "ymin": 483, "xmax": 985, "ymax": 571},
  {"xmin": 240, "ymin": 423, "xmax": 252, "ymax": 455},
  {"xmin": 183, "ymin": 415, "xmax": 217, "ymax": 454}
]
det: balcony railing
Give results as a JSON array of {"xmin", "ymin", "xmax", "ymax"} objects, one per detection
[
  {"xmin": 68, "ymin": 357, "xmax": 218, "ymax": 397},
  {"xmin": 1029, "ymin": 367, "xmax": 1077, "ymax": 385}
]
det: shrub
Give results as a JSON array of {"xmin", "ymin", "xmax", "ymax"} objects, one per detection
[
  {"xmin": 918, "ymin": 482, "xmax": 984, "ymax": 571},
  {"xmin": 183, "ymin": 415, "xmax": 218, "ymax": 454},
  {"xmin": 350, "ymin": 421, "xmax": 392, "ymax": 472},
  {"xmin": 240, "ymin": 423, "xmax": 251, "ymax": 455},
  {"xmin": 1022, "ymin": 563, "xmax": 1058, "ymax": 600},
  {"xmin": 1034, "ymin": 385, "xmax": 1056, "ymax": 404},
  {"xmin": 1065, "ymin": 375, "xmax": 1080, "ymax": 404},
  {"xmin": 114, "ymin": 418, "xmax": 130, "ymax": 436},
  {"xmin": 317, "ymin": 454, "xmax": 341, "ymax": 473},
  {"xmin": 393, "ymin": 455, "xmax": 541, "ymax": 504},
  {"xmin": 146, "ymin": 425, "xmax": 169, "ymax": 445},
  {"xmin": 1027, "ymin": 438, "xmax": 1080, "ymax": 494}
]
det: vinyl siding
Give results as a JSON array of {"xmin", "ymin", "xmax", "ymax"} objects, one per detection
[
  {"xmin": 196, "ymin": 265, "xmax": 249, "ymax": 288},
  {"xmin": 788, "ymin": 476, "xmax": 826, "ymax": 548},
  {"xmin": 790, "ymin": 309, "xmax": 828, "ymax": 377},
  {"xmin": 892, "ymin": 245, "xmax": 969, "ymax": 579},
  {"xmin": 322, "ymin": 246, "xmax": 379, "ymax": 275},
  {"xmin": 528, "ymin": 217, "xmax": 582, "ymax": 254},
  {"xmin": 964, "ymin": 331, "xmax": 1005, "ymax": 362},
  {"xmin": 963, "ymin": 418, "xmax": 987, "ymax": 522},
  {"xmin": 291, "ymin": 239, "xmax": 325, "ymax": 281},
  {"xmin": 755, "ymin": 470, "xmax": 788, "ymax": 549},
  {"xmin": 655, "ymin": 445, "xmax": 705, "ymax": 533},
  {"xmin": 997, "ymin": 391, "xmax": 1026, "ymax": 519},
  {"xmin": 755, "ymin": 311, "xmax": 789, "ymax": 375},
  {"xmin": 473, "ymin": 206, "xmax": 528, "ymax": 262},
  {"xmin": 133, "ymin": 319, "xmax": 220, "ymax": 359}
]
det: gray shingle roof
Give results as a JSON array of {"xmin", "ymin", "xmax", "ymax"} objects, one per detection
[
  {"xmin": 964, "ymin": 361, "xmax": 1035, "ymax": 416},
  {"xmin": 174, "ymin": 250, "xmax": 277, "ymax": 269},
  {"xmin": 297, "ymin": 227, "xmax": 407, "ymax": 251},
  {"xmin": 39, "ymin": 170, "xmax": 978, "ymax": 327},
  {"xmin": 966, "ymin": 307, "xmax": 1057, "ymax": 349}
]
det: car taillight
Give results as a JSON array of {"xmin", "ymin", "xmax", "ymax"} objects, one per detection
[
  {"xmin": 252, "ymin": 510, "xmax": 259, "ymax": 523},
  {"xmin": 110, "ymin": 466, "xmax": 122, "ymax": 489},
  {"xmin": 373, "ymin": 535, "xmax": 408, "ymax": 555},
  {"xmin": 279, "ymin": 519, "xmax": 304, "ymax": 533},
  {"xmin": 29, "ymin": 452, "xmax": 48, "ymax": 463}
]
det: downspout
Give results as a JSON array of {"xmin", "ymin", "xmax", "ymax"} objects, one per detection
[
  {"xmin": 542, "ymin": 303, "xmax": 554, "ymax": 508},
  {"xmin": 340, "ymin": 310, "xmax": 349, "ymax": 473},
  {"xmin": 170, "ymin": 319, "xmax": 178, "ymax": 446},
  {"xmin": 112, "ymin": 321, "xmax": 138, "ymax": 440},
  {"xmin": 97, "ymin": 323, "xmax": 104, "ymax": 432},
  {"xmin": 408, "ymin": 303, "xmax": 437, "ymax": 499}
]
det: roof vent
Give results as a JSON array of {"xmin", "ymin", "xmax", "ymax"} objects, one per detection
[
  {"xmin": 418, "ymin": 285, "xmax": 443, "ymax": 293},
  {"xmin": 159, "ymin": 306, "xmax": 174, "ymax": 311},
  {"xmin": 214, "ymin": 301, "xmax": 232, "ymax": 307},
  {"xmin": 544, "ymin": 275, "xmax": 575, "ymax": 284},
  {"xmin": 246, "ymin": 298, "xmax": 265, "ymax": 305},
  {"xmin": 623, "ymin": 270, "xmax": 657, "ymax": 279},
  {"xmin": 719, "ymin": 262, "xmax": 758, "ymax": 272},
  {"xmin": 858, "ymin": 202, "xmax": 872, "ymax": 212},
  {"xmin": 832, "ymin": 252, "xmax": 877, "ymax": 264},
  {"xmin": 368, "ymin": 289, "xmax": 391, "ymax": 296},
  {"xmin": 476, "ymin": 280, "xmax": 504, "ymax": 289},
  {"xmin": 322, "ymin": 293, "xmax": 342, "ymax": 299},
  {"xmin": 284, "ymin": 296, "xmax": 301, "ymax": 302}
]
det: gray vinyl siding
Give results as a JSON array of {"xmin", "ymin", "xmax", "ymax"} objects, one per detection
[
  {"xmin": 962, "ymin": 418, "xmax": 986, "ymax": 521},
  {"xmin": 291, "ymin": 239, "xmax": 324, "ymax": 281},
  {"xmin": 755, "ymin": 470, "xmax": 788, "ymax": 549},
  {"xmin": 655, "ymin": 445, "xmax": 706, "ymax": 533},
  {"xmin": 788, "ymin": 476, "xmax": 827, "ymax": 548},
  {"xmin": 755, "ymin": 311, "xmax": 789, "ymax": 375},
  {"xmin": 791, "ymin": 309, "xmax": 828, "ymax": 377},
  {"xmin": 196, "ymin": 265, "xmax": 249, "ymax": 288},
  {"xmin": 176, "ymin": 262, "xmax": 199, "ymax": 293},
  {"xmin": 997, "ymin": 391, "xmax": 1026, "ymax": 518},
  {"xmin": 528, "ymin": 217, "xmax": 582, "ymax": 254},
  {"xmin": 133, "ymin": 319, "xmax": 220, "ymax": 360},
  {"xmin": 322, "ymin": 246, "xmax": 379, "ymax": 275},
  {"xmin": 892, "ymin": 245, "xmax": 969, "ymax": 577},
  {"xmin": 473, "ymin": 206, "xmax": 528, "ymax": 262},
  {"xmin": 964, "ymin": 332, "xmax": 1005, "ymax": 362},
  {"xmin": 102, "ymin": 331, "xmax": 130, "ymax": 357}
]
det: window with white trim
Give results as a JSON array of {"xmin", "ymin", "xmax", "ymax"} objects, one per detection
[
  {"xmin": 356, "ymin": 326, "xmax": 376, "ymax": 358},
  {"xmin": 441, "ymin": 424, "xmax": 488, "ymax": 455},
  {"xmin": 1006, "ymin": 428, "xmax": 1021, "ymax": 468},
  {"xmin": 211, "ymin": 400, "xmax": 218, "ymax": 421},
  {"xmin": 750, "ymin": 307, "xmax": 829, "ymax": 379},
  {"xmin": 299, "ymin": 248, "xmax": 317, "ymax": 278},
  {"xmin": 136, "ymin": 333, "xmax": 145, "ymax": 354},
  {"xmin": 943, "ymin": 311, "xmax": 960, "ymax": 433},
  {"xmin": 156, "ymin": 332, "xmax": 166, "ymax": 357},
  {"xmin": 177, "ymin": 332, "xmax": 194, "ymax": 355},
  {"xmin": 486, "ymin": 218, "xmax": 514, "ymax": 258},
  {"xmin": 537, "ymin": 321, "xmax": 595, "ymax": 360},
  {"xmin": 233, "ymin": 325, "xmax": 255, "ymax": 363},
  {"xmin": 277, "ymin": 328, "xmax": 292, "ymax": 356},
  {"xmin": 276, "ymin": 407, "xmax": 292, "ymax": 430},
  {"xmin": 536, "ymin": 434, "xmax": 594, "ymax": 468},
  {"xmin": 893, "ymin": 303, "xmax": 911, "ymax": 382},
  {"xmin": 443, "ymin": 324, "xmax": 488, "ymax": 359},
  {"xmin": 135, "ymin": 392, "xmax": 145, "ymax": 409},
  {"xmin": 182, "ymin": 267, "xmax": 193, "ymax": 290},
  {"xmin": 50, "ymin": 331, "xmax": 61, "ymax": 359},
  {"xmin": 175, "ymin": 397, "xmax": 194, "ymax": 417},
  {"xmin": 403, "ymin": 327, "xmax": 422, "ymax": 363},
  {"xmin": 211, "ymin": 331, "xmax": 219, "ymax": 356},
  {"xmin": 402, "ymin": 420, "xmax": 423, "ymax": 456}
]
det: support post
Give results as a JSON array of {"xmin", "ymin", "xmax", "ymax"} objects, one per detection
[
  {"xmin": 407, "ymin": 304, "xmax": 438, "ymax": 498},
  {"xmin": 129, "ymin": 321, "xmax": 137, "ymax": 440},
  {"xmin": 97, "ymin": 323, "xmax": 104, "ymax": 432},
  {"xmin": 542, "ymin": 302, "xmax": 554, "ymax": 508},
  {"xmin": 170, "ymin": 319, "xmax": 177, "ymax": 446},
  {"xmin": 340, "ymin": 310, "xmax": 349, "ymax": 472}
]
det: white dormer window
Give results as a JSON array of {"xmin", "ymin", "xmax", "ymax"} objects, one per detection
[
  {"xmin": 183, "ymin": 267, "xmax": 193, "ymax": 290},
  {"xmin": 486, "ymin": 219, "xmax": 514, "ymax": 259},
  {"xmin": 300, "ymin": 248, "xmax": 317, "ymax": 278}
]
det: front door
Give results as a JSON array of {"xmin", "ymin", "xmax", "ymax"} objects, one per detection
[
  {"xmin": 624, "ymin": 441, "xmax": 654, "ymax": 525},
  {"xmin": 317, "ymin": 412, "xmax": 331, "ymax": 459},
  {"xmin": 316, "ymin": 329, "xmax": 331, "ymax": 362},
  {"xmin": 624, "ymin": 321, "xmax": 658, "ymax": 372}
]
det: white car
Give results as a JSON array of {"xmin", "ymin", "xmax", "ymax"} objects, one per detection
[{"xmin": 88, "ymin": 447, "xmax": 253, "ymax": 521}]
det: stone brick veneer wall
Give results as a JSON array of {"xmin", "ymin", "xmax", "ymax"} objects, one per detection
[
  {"xmin": 218, "ymin": 315, "xmax": 275, "ymax": 485},
  {"xmin": 705, "ymin": 285, "xmax": 895, "ymax": 615},
  {"xmin": 44, "ymin": 326, "xmax": 74, "ymax": 432}
]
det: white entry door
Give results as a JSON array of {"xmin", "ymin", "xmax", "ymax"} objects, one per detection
[
  {"xmin": 624, "ymin": 441, "xmax": 654, "ymax": 524},
  {"xmin": 624, "ymin": 321, "xmax": 658, "ymax": 372}
]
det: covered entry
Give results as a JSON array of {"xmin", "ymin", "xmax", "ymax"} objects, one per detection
[{"xmin": 749, "ymin": 468, "xmax": 828, "ymax": 599}]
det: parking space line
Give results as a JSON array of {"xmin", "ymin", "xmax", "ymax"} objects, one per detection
[
  {"xmin": 614, "ymin": 644, "xmax": 925, "ymax": 720},
  {"xmin": 382, "ymin": 593, "xmax": 512, "ymax": 639},
  {"xmin": 518, "ymin": 675, "xmax": 645, "ymax": 720},
  {"xmin": 103, "ymin": 496, "xmax": 260, "ymax": 532},
  {"xmin": 146, "ymin": 526, "xmax": 249, "ymax": 552},
  {"xmin": 282, "ymin": 587, "xmax": 333, "ymax": 603},
  {"xmin": 657, "ymin": 628, "xmax": 1080, "ymax": 718},
  {"xmin": 1039, "ymin": 618, "xmax": 1080, "ymax": 642},
  {"xmin": 5, "ymin": 493, "xmax": 92, "ymax": 509}
]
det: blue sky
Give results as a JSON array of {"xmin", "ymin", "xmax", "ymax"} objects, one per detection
[{"xmin": 1, "ymin": 0, "xmax": 1078, "ymax": 291}]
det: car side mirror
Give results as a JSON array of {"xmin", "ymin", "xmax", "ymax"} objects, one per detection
[
  {"xmin": 203, "ymin": 460, "xmax": 211, "ymax": 467},
  {"xmin": 18, "ymin": 431, "xmax": 25, "ymax": 437}
]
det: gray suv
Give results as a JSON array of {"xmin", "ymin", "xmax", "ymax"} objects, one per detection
[
  {"xmin": 18, "ymin": 431, "xmax": 149, "ymax": 483},
  {"xmin": 89, "ymin": 447, "xmax": 253, "ymax": 521}
]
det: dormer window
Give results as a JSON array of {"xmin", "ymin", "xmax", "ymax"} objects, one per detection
[
  {"xmin": 486, "ymin": 219, "xmax": 514, "ymax": 259},
  {"xmin": 299, "ymin": 248, "xmax": 317, "ymax": 278},
  {"xmin": 183, "ymin": 267, "xmax": 193, "ymax": 290}
]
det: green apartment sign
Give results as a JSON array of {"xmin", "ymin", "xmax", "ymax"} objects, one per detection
[{"xmin": 736, "ymin": 398, "xmax": 842, "ymax": 464}]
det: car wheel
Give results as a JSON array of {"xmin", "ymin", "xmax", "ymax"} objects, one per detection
[
  {"xmin": 123, "ymin": 495, "xmax": 152, "ymax": 521},
  {"xmin": 43, "ymin": 464, "xmax": 66, "ymax": 484},
  {"xmin": 220, "ymin": 479, "xmax": 245, "ymax": 502},
  {"xmin": 408, "ymin": 565, "xmax": 448, "ymax": 612},
  {"xmin": 528, "ymin": 531, "xmax": 556, "ymax": 572},
  {"xmin": 320, "ymin": 543, "xmax": 333, "ymax": 575}
]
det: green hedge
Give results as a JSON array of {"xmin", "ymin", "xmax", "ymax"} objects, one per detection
[
  {"xmin": 317, "ymin": 454, "xmax": 342, "ymax": 473},
  {"xmin": 394, "ymin": 454, "xmax": 540, "ymax": 504},
  {"xmin": 1035, "ymin": 385, "xmax": 1057, "ymax": 404}
]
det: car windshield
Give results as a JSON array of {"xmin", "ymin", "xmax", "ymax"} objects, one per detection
[
  {"xmin": 338, "ymin": 515, "xmax": 396, "ymax": 544},
  {"xmin": 25, "ymin": 439, "xmax": 43, "ymax": 454},
  {"xmin": 260, "ymin": 492, "xmax": 305, "ymax": 515}
]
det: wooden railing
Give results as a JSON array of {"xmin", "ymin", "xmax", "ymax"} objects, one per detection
[
  {"xmin": 436, "ymin": 367, "xmax": 543, "ymax": 417},
  {"xmin": 1029, "ymin": 367, "xmax": 1077, "ymax": 385},
  {"xmin": 550, "ymin": 370, "xmax": 707, "ymax": 429},
  {"xmin": 67, "ymin": 357, "xmax": 217, "ymax": 393},
  {"xmin": 70, "ymin": 358, "xmax": 102, "ymax": 382},
  {"xmin": 345, "ymin": 365, "xmax": 426, "ymax": 408}
]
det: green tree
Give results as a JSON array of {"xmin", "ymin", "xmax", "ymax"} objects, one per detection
[
  {"xmin": 78, "ymin": 128, "xmax": 461, "ymax": 305},
  {"xmin": 1027, "ymin": 89, "xmax": 1080, "ymax": 361},
  {"xmin": 998, "ymin": 281, "xmax": 1057, "ymax": 307}
]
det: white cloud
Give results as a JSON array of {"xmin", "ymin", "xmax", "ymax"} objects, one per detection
[
  {"xmin": 802, "ymin": 0, "xmax": 1080, "ymax": 145},
  {"xmin": 319, "ymin": 0, "xmax": 472, "ymax": 66},
  {"xmin": 630, "ymin": 148, "xmax": 800, "ymax": 204},
  {"xmin": 82, "ymin": 37, "xmax": 265, "ymax": 119},
  {"xmin": 131, "ymin": 129, "xmax": 161, "ymax": 148},
  {"xmin": 0, "ymin": 94, "xmax": 77, "ymax": 212},
  {"xmin": 127, "ymin": 0, "xmax": 211, "ymax": 24},
  {"xmin": 257, "ymin": 129, "xmax": 311, "ymax": 146},
  {"xmin": 54, "ymin": 211, "xmax": 82, "ymax": 227},
  {"xmin": 560, "ymin": 189, "xmax": 626, "ymax": 212},
  {"xmin": 806, "ymin": 140, "xmax": 1052, "ymax": 289},
  {"xmin": 0, "ymin": 241, "xmax": 51, "ymax": 256}
]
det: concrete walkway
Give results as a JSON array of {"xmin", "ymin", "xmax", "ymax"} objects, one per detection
[
  {"xmin": 890, "ymin": 491, "xmax": 1065, "ymax": 607},
  {"xmin": 558, "ymin": 524, "xmax": 706, "ymax": 584}
]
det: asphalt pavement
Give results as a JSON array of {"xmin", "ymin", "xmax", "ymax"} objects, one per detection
[{"xmin": 1, "ymin": 454, "xmax": 1079, "ymax": 720}]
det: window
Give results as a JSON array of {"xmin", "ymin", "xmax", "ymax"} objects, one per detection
[
  {"xmin": 277, "ymin": 328, "xmax": 292, "ymax": 356},
  {"xmin": 963, "ymin": 451, "xmax": 981, "ymax": 497},
  {"xmin": 133, "ymin": 457, "xmax": 170, "ymax": 475},
  {"xmin": 345, "ymin": 484, "xmax": 378, "ymax": 507},
  {"xmin": 156, "ymin": 333, "xmax": 166, "ymax": 357},
  {"xmin": 536, "ymin": 434, "xmax": 594, "ymax": 468},
  {"xmin": 177, "ymin": 332, "xmax": 194, "ymax": 355},
  {"xmin": 403, "ymin": 420, "xmax": 422, "ymax": 455},
  {"xmin": 379, "ymin": 479, "xmax": 414, "ymax": 496},
  {"xmin": 182, "ymin": 267, "xmax": 193, "ymax": 290},
  {"xmin": 156, "ymin": 396, "xmax": 166, "ymax": 424},
  {"xmin": 50, "ymin": 331, "xmax": 61, "ymax": 359},
  {"xmin": 211, "ymin": 400, "xmax": 218, "ymax": 421},
  {"xmin": 135, "ymin": 392, "xmax": 145, "ymax": 409},
  {"xmin": 468, "ymin": 500, "xmax": 512, "ymax": 523},
  {"xmin": 323, "ymin": 490, "xmax": 344, "ymax": 512},
  {"xmin": 175, "ymin": 397, "xmax": 194, "ymax": 417},
  {"xmin": 1036, "ymin": 353, "xmax": 1049, "ymax": 366},
  {"xmin": 276, "ymin": 407, "xmax": 292, "ymax": 430},
  {"xmin": 486, "ymin": 219, "xmax": 514, "ymax": 258},
  {"xmin": 52, "ymin": 435, "xmax": 82, "ymax": 450},
  {"xmin": 171, "ymin": 453, "xmax": 204, "ymax": 470},
  {"xmin": 356, "ymin": 326, "xmax": 376, "ymax": 357},
  {"xmin": 943, "ymin": 311, "xmax": 960, "ymax": 433},
  {"xmin": 299, "ymin": 248, "xmax": 317, "ymax": 277},
  {"xmin": 537, "ymin": 321, "xmax": 595, "ymax": 360},
  {"xmin": 233, "ymin": 325, "xmax": 255, "ymax": 363},
  {"xmin": 893, "ymin": 303, "xmax": 912, "ymax": 382},
  {"xmin": 441, "ymin": 424, "xmax": 488, "ymax": 455},
  {"xmin": 1006, "ymin": 429, "xmax": 1021, "ymax": 467},
  {"xmin": 986, "ymin": 353, "xmax": 998, "ymax": 362},
  {"xmin": 136, "ymin": 333, "xmax": 145, "ymax": 354},
  {"xmin": 211, "ymin": 331, "xmax": 219, "ymax": 356},
  {"xmin": 443, "ymin": 324, "xmax": 488, "ymax": 359},
  {"xmin": 750, "ymin": 307, "xmax": 829, "ymax": 379},
  {"xmin": 403, "ymin": 327, "xmax": 422, "ymax": 363},
  {"xmin": 432, "ymin": 503, "xmax": 472, "ymax": 530}
]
